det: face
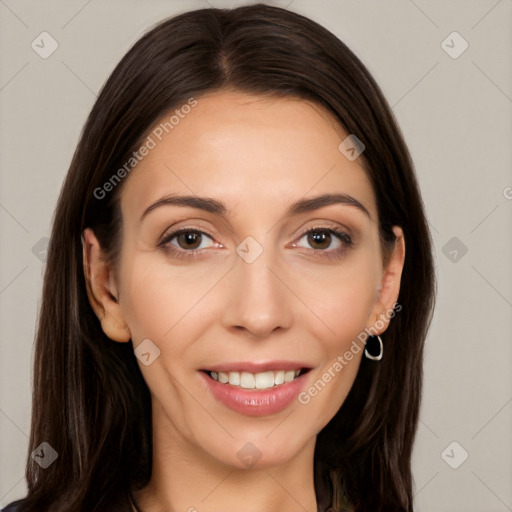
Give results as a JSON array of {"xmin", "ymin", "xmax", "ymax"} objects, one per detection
[{"xmin": 84, "ymin": 90, "xmax": 404, "ymax": 471}]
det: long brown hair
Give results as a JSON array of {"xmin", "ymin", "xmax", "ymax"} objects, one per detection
[{"xmin": 7, "ymin": 4, "xmax": 435, "ymax": 511}]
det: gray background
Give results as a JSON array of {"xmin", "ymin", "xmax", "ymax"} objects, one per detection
[{"xmin": 1, "ymin": 0, "xmax": 511, "ymax": 510}]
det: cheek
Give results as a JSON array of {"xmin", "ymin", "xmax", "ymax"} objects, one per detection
[
  {"xmin": 119, "ymin": 241, "xmax": 381, "ymax": 354},
  {"xmin": 291, "ymin": 251, "xmax": 380, "ymax": 344},
  {"xmin": 116, "ymin": 253, "xmax": 229, "ymax": 423},
  {"xmin": 291, "ymin": 255, "xmax": 380, "ymax": 424},
  {"xmin": 118, "ymin": 251, "xmax": 228, "ymax": 349},
  {"xmin": 309, "ymin": 278, "xmax": 377, "ymax": 337},
  {"xmin": 296, "ymin": 286, "xmax": 373, "ymax": 431}
]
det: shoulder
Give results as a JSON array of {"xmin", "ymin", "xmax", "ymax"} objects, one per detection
[
  {"xmin": 1, "ymin": 489, "xmax": 133, "ymax": 512},
  {"xmin": 1, "ymin": 499, "xmax": 24, "ymax": 512},
  {"xmin": 1, "ymin": 498, "xmax": 133, "ymax": 512}
]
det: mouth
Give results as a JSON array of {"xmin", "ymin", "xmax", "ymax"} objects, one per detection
[
  {"xmin": 199, "ymin": 363, "xmax": 312, "ymax": 416},
  {"xmin": 202, "ymin": 368, "xmax": 311, "ymax": 390}
]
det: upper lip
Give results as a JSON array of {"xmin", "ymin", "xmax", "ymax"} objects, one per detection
[{"xmin": 202, "ymin": 361, "xmax": 312, "ymax": 373}]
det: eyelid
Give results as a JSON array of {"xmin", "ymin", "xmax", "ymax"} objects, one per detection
[
  {"xmin": 158, "ymin": 221, "xmax": 355, "ymax": 261},
  {"xmin": 158, "ymin": 227, "xmax": 222, "ymax": 261},
  {"xmin": 158, "ymin": 221, "xmax": 218, "ymax": 243},
  {"xmin": 293, "ymin": 227, "xmax": 352, "ymax": 248},
  {"xmin": 291, "ymin": 220, "xmax": 354, "ymax": 242},
  {"xmin": 159, "ymin": 227, "xmax": 219, "ymax": 248}
]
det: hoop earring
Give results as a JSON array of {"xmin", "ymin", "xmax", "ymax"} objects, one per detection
[{"xmin": 364, "ymin": 335, "xmax": 383, "ymax": 361}]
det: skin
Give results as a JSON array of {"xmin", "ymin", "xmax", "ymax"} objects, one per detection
[{"xmin": 83, "ymin": 90, "xmax": 405, "ymax": 512}]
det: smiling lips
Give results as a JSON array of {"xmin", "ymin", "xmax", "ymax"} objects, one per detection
[{"xmin": 201, "ymin": 362, "xmax": 311, "ymax": 416}]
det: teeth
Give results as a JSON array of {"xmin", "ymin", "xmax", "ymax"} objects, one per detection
[
  {"xmin": 209, "ymin": 369, "xmax": 302, "ymax": 389},
  {"xmin": 275, "ymin": 370, "xmax": 285, "ymax": 385},
  {"xmin": 240, "ymin": 372, "xmax": 255, "ymax": 389},
  {"xmin": 255, "ymin": 371, "xmax": 274, "ymax": 389},
  {"xmin": 284, "ymin": 370, "xmax": 295, "ymax": 383},
  {"xmin": 228, "ymin": 372, "xmax": 240, "ymax": 386}
]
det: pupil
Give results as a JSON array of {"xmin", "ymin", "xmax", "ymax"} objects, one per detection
[
  {"xmin": 179, "ymin": 232, "xmax": 201, "ymax": 249},
  {"xmin": 309, "ymin": 231, "xmax": 330, "ymax": 249}
]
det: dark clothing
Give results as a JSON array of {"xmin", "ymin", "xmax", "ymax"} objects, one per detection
[{"xmin": 1, "ymin": 499, "xmax": 23, "ymax": 512}]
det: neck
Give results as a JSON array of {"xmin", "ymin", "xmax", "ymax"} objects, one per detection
[{"xmin": 132, "ymin": 401, "xmax": 319, "ymax": 512}]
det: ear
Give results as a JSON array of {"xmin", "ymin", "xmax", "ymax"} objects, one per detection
[
  {"xmin": 82, "ymin": 228, "xmax": 131, "ymax": 342},
  {"xmin": 367, "ymin": 226, "xmax": 405, "ymax": 334}
]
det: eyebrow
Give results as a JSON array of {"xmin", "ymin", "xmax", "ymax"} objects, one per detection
[
  {"xmin": 140, "ymin": 192, "xmax": 371, "ymax": 221},
  {"xmin": 287, "ymin": 193, "xmax": 370, "ymax": 218}
]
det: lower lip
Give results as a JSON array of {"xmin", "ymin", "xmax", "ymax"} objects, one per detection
[{"xmin": 201, "ymin": 371, "xmax": 309, "ymax": 417}]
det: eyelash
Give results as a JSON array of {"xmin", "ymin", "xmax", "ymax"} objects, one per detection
[
  {"xmin": 158, "ymin": 228, "xmax": 218, "ymax": 261},
  {"xmin": 158, "ymin": 226, "xmax": 354, "ymax": 261},
  {"xmin": 304, "ymin": 227, "xmax": 354, "ymax": 260}
]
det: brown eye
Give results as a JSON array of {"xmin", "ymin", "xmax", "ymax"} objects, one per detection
[
  {"xmin": 293, "ymin": 227, "xmax": 353, "ymax": 259},
  {"xmin": 176, "ymin": 231, "xmax": 203, "ymax": 250},
  {"xmin": 162, "ymin": 229, "xmax": 216, "ymax": 252},
  {"xmin": 307, "ymin": 230, "xmax": 333, "ymax": 250}
]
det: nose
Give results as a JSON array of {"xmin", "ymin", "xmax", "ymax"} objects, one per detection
[{"xmin": 221, "ymin": 243, "xmax": 293, "ymax": 338}]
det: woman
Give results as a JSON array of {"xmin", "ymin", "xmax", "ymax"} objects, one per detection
[{"xmin": 2, "ymin": 3, "xmax": 435, "ymax": 511}]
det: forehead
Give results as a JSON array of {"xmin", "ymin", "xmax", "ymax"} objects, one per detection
[{"xmin": 120, "ymin": 90, "xmax": 377, "ymax": 221}]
